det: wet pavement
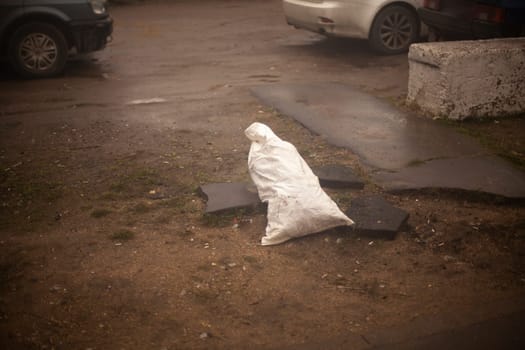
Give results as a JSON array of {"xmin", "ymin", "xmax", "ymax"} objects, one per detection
[{"xmin": 252, "ymin": 83, "xmax": 525, "ymax": 199}]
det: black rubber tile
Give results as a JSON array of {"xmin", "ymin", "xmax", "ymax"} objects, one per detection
[
  {"xmin": 198, "ymin": 182, "xmax": 260, "ymax": 214},
  {"xmin": 345, "ymin": 195, "xmax": 409, "ymax": 240},
  {"xmin": 313, "ymin": 164, "xmax": 364, "ymax": 189}
]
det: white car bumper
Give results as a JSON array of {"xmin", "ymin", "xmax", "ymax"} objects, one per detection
[{"xmin": 282, "ymin": 0, "xmax": 371, "ymax": 39}]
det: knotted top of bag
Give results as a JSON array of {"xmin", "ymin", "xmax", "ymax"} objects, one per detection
[{"xmin": 245, "ymin": 122, "xmax": 280, "ymax": 144}]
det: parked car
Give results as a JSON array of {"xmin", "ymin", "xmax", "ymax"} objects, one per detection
[
  {"xmin": 282, "ymin": 0, "xmax": 422, "ymax": 55},
  {"xmin": 0, "ymin": 0, "xmax": 113, "ymax": 78},
  {"xmin": 418, "ymin": 0, "xmax": 525, "ymax": 40}
]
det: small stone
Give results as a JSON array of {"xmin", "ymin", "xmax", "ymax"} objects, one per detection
[{"xmin": 200, "ymin": 332, "xmax": 209, "ymax": 340}]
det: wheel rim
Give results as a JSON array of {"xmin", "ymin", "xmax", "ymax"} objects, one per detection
[
  {"xmin": 379, "ymin": 11, "xmax": 413, "ymax": 50},
  {"xmin": 18, "ymin": 33, "xmax": 58, "ymax": 72}
]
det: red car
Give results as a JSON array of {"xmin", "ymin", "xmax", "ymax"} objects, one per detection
[{"xmin": 418, "ymin": 0, "xmax": 525, "ymax": 40}]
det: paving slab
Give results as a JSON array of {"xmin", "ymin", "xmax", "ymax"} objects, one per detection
[
  {"xmin": 251, "ymin": 83, "xmax": 525, "ymax": 199},
  {"xmin": 198, "ymin": 182, "xmax": 261, "ymax": 213},
  {"xmin": 373, "ymin": 155, "xmax": 525, "ymax": 198},
  {"xmin": 345, "ymin": 195, "xmax": 409, "ymax": 240},
  {"xmin": 312, "ymin": 164, "xmax": 364, "ymax": 189},
  {"xmin": 251, "ymin": 83, "xmax": 484, "ymax": 171}
]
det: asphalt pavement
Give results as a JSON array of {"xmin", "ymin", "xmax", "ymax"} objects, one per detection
[{"xmin": 252, "ymin": 83, "xmax": 525, "ymax": 199}]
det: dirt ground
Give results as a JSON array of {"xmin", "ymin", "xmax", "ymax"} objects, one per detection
[{"xmin": 1, "ymin": 1, "xmax": 524, "ymax": 349}]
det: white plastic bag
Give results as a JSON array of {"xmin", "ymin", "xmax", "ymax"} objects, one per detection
[{"xmin": 245, "ymin": 122, "xmax": 354, "ymax": 245}]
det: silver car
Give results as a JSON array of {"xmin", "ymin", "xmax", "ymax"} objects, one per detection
[{"xmin": 283, "ymin": 0, "xmax": 422, "ymax": 54}]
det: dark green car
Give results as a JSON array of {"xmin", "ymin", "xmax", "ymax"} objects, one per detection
[
  {"xmin": 0, "ymin": 0, "xmax": 113, "ymax": 78},
  {"xmin": 419, "ymin": 0, "xmax": 525, "ymax": 41}
]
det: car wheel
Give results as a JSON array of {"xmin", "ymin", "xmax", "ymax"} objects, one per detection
[
  {"xmin": 369, "ymin": 5, "xmax": 418, "ymax": 55},
  {"xmin": 8, "ymin": 22, "xmax": 68, "ymax": 78}
]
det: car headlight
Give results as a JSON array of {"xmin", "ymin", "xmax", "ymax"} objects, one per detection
[{"xmin": 89, "ymin": 0, "xmax": 107, "ymax": 15}]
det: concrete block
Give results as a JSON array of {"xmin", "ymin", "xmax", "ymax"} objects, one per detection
[
  {"xmin": 345, "ymin": 195, "xmax": 409, "ymax": 240},
  {"xmin": 198, "ymin": 182, "xmax": 261, "ymax": 214},
  {"xmin": 313, "ymin": 165, "xmax": 365, "ymax": 189},
  {"xmin": 407, "ymin": 38, "xmax": 525, "ymax": 120}
]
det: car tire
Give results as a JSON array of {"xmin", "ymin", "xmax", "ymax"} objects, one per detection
[
  {"xmin": 369, "ymin": 5, "xmax": 418, "ymax": 55},
  {"xmin": 8, "ymin": 22, "xmax": 68, "ymax": 78}
]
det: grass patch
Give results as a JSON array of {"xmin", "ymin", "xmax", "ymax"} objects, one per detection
[
  {"xmin": 109, "ymin": 182, "xmax": 128, "ymax": 193},
  {"xmin": 201, "ymin": 207, "xmax": 262, "ymax": 227},
  {"xmin": 177, "ymin": 229, "xmax": 194, "ymax": 238},
  {"xmin": 99, "ymin": 191, "xmax": 118, "ymax": 201},
  {"xmin": 107, "ymin": 167, "xmax": 165, "ymax": 199},
  {"xmin": 440, "ymin": 117, "xmax": 525, "ymax": 169},
  {"xmin": 110, "ymin": 229, "xmax": 135, "ymax": 241},
  {"xmin": 197, "ymin": 263, "xmax": 213, "ymax": 272},
  {"xmin": 406, "ymin": 159, "xmax": 426, "ymax": 167},
  {"xmin": 332, "ymin": 191, "xmax": 354, "ymax": 208},
  {"xmin": 155, "ymin": 213, "xmax": 172, "ymax": 224},
  {"xmin": 15, "ymin": 181, "xmax": 63, "ymax": 203},
  {"xmin": 191, "ymin": 288, "xmax": 219, "ymax": 302},
  {"xmin": 90, "ymin": 208, "xmax": 112, "ymax": 218},
  {"xmin": 156, "ymin": 188, "xmax": 200, "ymax": 214},
  {"xmin": 131, "ymin": 202, "xmax": 154, "ymax": 214},
  {"xmin": 161, "ymin": 197, "xmax": 187, "ymax": 209},
  {"xmin": 201, "ymin": 213, "xmax": 232, "ymax": 227},
  {"xmin": 242, "ymin": 256, "xmax": 264, "ymax": 270},
  {"xmin": 242, "ymin": 255, "xmax": 259, "ymax": 265}
]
